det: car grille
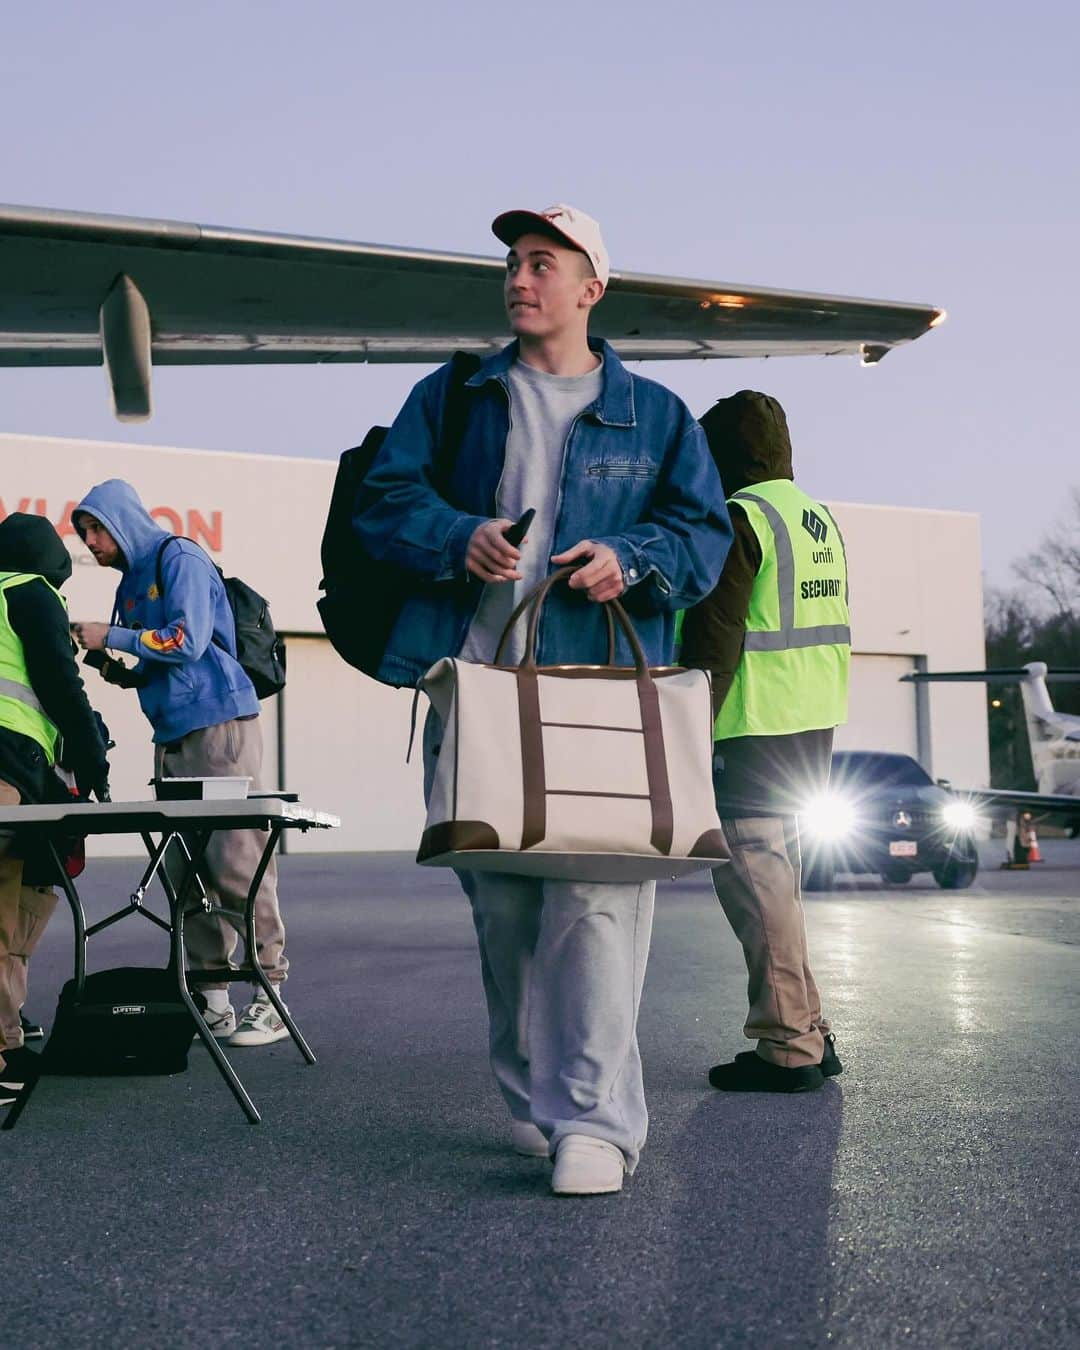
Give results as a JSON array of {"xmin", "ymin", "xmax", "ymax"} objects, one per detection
[{"xmin": 864, "ymin": 805, "xmax": 938, "ymax": 830}]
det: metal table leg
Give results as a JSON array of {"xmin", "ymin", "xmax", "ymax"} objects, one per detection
[
  {"xmin": 241, "ymin": 824, "xmax": 317, "ymax": 1066},
  {"xmin": 169, "ymin": 829, "xmax": 261, "ymax": 1124},
  {"xmin": 47, "ymin": 840, "xmax": 87, "ymax": 994}
]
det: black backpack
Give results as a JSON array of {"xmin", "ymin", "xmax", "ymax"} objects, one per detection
[
  {"xmin": 43, "ymin": 967, "xmax": 207, "ymax": 1076},
  {"xmin": 317, "ymin": 351, "xmax": 481, "ymax": 683},
  {"xmin": 155, "ymin": 538, "xmax": 287, "ymax": 699}
]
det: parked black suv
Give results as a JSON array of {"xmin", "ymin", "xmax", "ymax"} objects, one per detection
[{"xmin": 800, "ymin": 751, "xmax": 979, "ymax": 891}]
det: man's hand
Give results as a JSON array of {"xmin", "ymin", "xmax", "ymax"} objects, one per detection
[
  {"xmin": 551, "ymin": 541, "xmax": 626, "ymax": 603},
  {"xmin": 467, "ymin": 520, "xmax": 524, "ymax": 583},
  {"xmin": 71, "ymin": 621, "xmax": 110, "ymax": 652}
]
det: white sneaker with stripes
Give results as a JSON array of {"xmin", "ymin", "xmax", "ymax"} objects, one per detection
[{"xmin": 228, "ymin": 995, "xmax": 289, "ymax": 1047}]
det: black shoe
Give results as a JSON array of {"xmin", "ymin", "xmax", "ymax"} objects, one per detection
[
  {"xmin": 820, "ymin": 1033, "xmax": 843, "ymax": 1078},
  {"xmin": 709, "ymin": 1054, "xmax": 825, "ymax": 1093},
  {"xmin": 0, "ymin": 1045, "xmax": 41, "ymax": 1089},
  {"xmin": 20, "ymin": 1012, "xmax": 44, "ymax": 1040},
  {"xmin": 736, "ymin": 1032, "xmax": 844, "ymax": 1079}
]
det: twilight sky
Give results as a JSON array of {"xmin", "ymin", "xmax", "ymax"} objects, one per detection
[{"xmin": 1, "ymin": 1, "xmax": 1076, "ymax": 593}]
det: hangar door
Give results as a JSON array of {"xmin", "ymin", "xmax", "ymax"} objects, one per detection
[
  {"xmin": 278, "ymin": 636, "xmax": 425, "ymax": 853},
  {"xmin": 835, "ymin": 654, "xmax": 918, "ymax": 757}
]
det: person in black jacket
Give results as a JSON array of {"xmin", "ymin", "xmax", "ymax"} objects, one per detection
[
  {"xmin": 680, "ymin": 393, "xmax": 845, "ymax": 1093},
  {"xmin": 0, "ymin": 513, "xmax": 109, "ymax": 1091}
]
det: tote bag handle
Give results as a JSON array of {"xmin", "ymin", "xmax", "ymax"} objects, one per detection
[{"xmin": 493, "ymin": 567, "xmax": 649, "ymax": 674}]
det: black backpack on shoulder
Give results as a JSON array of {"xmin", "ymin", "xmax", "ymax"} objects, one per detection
[
  {"xmin": 317, "ymin": 351, "xmax": 481, "ymax": 684},
  {"xmin": 154, "ymin": 539, "xmax": 287, "ymax": 699}
]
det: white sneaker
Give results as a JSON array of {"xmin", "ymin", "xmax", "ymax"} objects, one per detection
[
  {"xmin": 511, "ymin": 1121, "xmax": 550, "ymax": 1158},
  {"xmin": 200, "ymin": 1003, "xmax": 237, "ymax": 1040},
  {"xmin": 228, "ymin": 995, "xmax": 289, "ymax": 1047},
  {"xmin": 551, "ymin": 1135, "xmax": 625, "ymax": 1195}
]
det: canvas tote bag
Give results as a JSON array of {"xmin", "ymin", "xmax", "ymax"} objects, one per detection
[{"xmin": 417, "ymin": 569, "xmax": 730, "ymax": 882}]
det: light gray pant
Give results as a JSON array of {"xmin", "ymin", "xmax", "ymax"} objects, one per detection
[
  {"xmin": 155, "ymin": 717, "xmax": 287, "ymax": 990},
  {"xmin": 424, "ymin": 712, "xmax": 653, "ymax": 1170}
]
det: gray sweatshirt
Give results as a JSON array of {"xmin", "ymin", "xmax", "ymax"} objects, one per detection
[{"xmin": 459, "ymin": 356, "xmax": 603, "ymax": 666}]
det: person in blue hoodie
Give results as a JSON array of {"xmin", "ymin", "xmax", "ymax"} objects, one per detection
[{"xmin": 70, "ymin": 480, "xmax": 290, "ymax": 1047}]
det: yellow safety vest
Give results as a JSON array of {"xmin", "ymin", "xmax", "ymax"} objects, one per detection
[
  {"xmin": 713, "ymin": 480, "xmax": 850, "ymax": 740},
  {"xmin": 0, "ymin": 571, "xmax": 64, "ymax": 761}
]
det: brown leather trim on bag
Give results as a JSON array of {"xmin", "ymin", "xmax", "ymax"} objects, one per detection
[
  {"xmin": 525, "ymin": 666, "xmax": 684, "ymax": 679},
  {"xmin": 540, "ymin": 722, "xmax": 644, "ymax": 733},
  {"xmin": 417, "ymin": 820, "xmax": 500, "ymax": 861},
  {"xmin": 637, "ymin": 677, "xmax": 674, "ymax": 855},
  {"xmin": 688, "ymin": 828, "xmax": 731, "ymax": 862},
  {"xmin": 516, "ymin": 668, "xmax": 546, "ymax": 849}
]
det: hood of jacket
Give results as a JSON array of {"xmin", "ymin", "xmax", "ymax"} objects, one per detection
[
  {"xmin": 72, "ymin": 479, "xmax": 169, "ymax": 571},
  {"xmin": 0, "ymin": 512, "xmax": 73, "ymax": 587},
  {"xmin": 698, "ymin": 390, "xmax": 793, "ymax": 496}
]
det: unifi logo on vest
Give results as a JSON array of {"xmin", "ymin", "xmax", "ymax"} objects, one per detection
[
  {"xmin": 0, "ymin": 498, "xmax": 224, "ymax": 553},
  {"xmin": 801, "ymin": 509, "xmax": 828, "ymax": 545}
]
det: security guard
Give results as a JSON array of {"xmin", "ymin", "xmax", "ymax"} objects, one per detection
[
  {"xmin": 681, "ymin": 391, "xmax": 849, "ymax": 1093},
  {"xmin": 0, "ymin": 513, "xmax": 109, "ymax": 1094}
]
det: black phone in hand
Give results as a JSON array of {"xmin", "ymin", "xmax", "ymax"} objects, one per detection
[{"xmin": 503, "ymin": 508, "xmax": 535, "ymax": 548}]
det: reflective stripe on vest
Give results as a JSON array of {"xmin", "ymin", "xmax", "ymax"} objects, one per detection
[
  {"xmin": 735, "ymin": 491, "xmax": 851, "ymax": 652},
  {"xmin": 0, "ymin": 673, "xmax": 46, "ymax": 714},
  {"xmin": 712, "ymin": 482, "xmax": 850, "ymax": 740},
  {"xmin": 0, "ymin": 571, "xmax": 63, "ymax": 760}
]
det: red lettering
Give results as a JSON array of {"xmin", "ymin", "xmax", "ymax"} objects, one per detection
[
  {"xmin": 55, "ymin": 501, "xmax": 80, "ymax": 538},
  {"xmin": 187, "ymin": 509, "xmax": 222, "ymax": 552},
  {"xmin": 0, "ymin": 498, "xmax": 32, "ymax": 522},
  {"xmin": 151, "ymin": 506, "xmax": 183, "ymax": 534}
]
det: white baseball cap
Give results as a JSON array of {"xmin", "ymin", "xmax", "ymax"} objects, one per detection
[{"xmin": 492, "ymin": 203, "xmax": 610, "ymax": 289}]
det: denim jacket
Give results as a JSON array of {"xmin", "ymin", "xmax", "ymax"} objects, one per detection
[{"xmin": 355, "ymin": 339, "xmax": 732, "ymax": 685}]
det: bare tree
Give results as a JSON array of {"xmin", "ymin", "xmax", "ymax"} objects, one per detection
[{"xmin": 1012, "ymin": 487, "xmax": 1080, "ymax": 618}]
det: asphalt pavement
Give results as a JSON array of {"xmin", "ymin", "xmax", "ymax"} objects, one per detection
[{"xmin": 5, "ymin": 840, "xmax": 1079, "ymax": 1349}]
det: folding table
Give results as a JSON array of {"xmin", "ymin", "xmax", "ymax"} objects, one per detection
[{"xmin": 0, "ymin": 795, "xmax": 339, "ymax": 1125}]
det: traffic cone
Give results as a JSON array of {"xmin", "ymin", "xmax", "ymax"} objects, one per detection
[{"xmin": 1027, "ymin": 826, "xmax": 1043, "ymax": 863}]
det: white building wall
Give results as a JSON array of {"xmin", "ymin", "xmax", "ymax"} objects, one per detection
[
  {"xmin": 0, "ymin": 435, "xmax": 989, "ymax": 854},
  {"xmin": 827, "ymin": 501, "xmax": 989, "ymax": 791}
]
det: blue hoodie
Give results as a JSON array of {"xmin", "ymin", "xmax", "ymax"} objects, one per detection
[{"xmin": 73, "ymin": 479, "xmax": 258, "ymax": 744}]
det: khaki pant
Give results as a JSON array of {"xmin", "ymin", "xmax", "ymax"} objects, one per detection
[
  {"xmin": 155, "ymin": 718, "xmax": 287, "ymax": 990},
  {"xmin": 711, "ymin": 815, "xmax": 829, "ymax": 1068},
  {"xmin": 0, "ymin": 779, "xmax": 59, "ymax": 1066}
]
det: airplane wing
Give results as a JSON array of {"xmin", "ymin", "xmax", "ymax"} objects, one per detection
[
  {"xmin": 0, "ymin": 203, "xmax": 944, "ymax": 420},
  {"xmin": 959, "ymin": 787, "xmax": 1080, "ymax": 820}
]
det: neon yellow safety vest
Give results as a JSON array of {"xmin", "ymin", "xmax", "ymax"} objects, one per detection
[
  {"xmin": 713, "ymin": 480, "xmax": 850, "ymax": 740},
  {"xmin": 0, "ymin": 571, "xmax": 64, "ymax": 761}
]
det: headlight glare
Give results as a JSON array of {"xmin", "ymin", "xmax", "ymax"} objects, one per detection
[
  {"xmin": 801, "ymin": 794, "xmax": 857, "ymax": 840},
  {"xmin": 942, "ymin": 801, "xmax": 977, "ymax": 831}
]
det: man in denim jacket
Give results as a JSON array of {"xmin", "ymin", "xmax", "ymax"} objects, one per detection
[{"xmin": 357, "ymin": 205, "xmax": 731, "ymax": 1194}]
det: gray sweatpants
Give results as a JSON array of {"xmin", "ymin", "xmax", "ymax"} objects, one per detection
[
  {"xmin": 424, "ymin": 712, "xmax": 653, "ymax": 1170},
  {"xmin": 155, "ymin": 717, "xmax": 287, "ymax": 990}
]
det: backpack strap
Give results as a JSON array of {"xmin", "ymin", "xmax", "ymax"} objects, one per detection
[{"xmin": 432, "ymin": 351, "xmax": 482, "ymax": 495}]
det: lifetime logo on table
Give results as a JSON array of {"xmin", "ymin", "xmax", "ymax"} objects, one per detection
[{"xmin": 111, "ymin": 1005, "xmax": 147, "ymax": 1016}]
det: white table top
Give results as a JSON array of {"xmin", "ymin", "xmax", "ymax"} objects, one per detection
[{"xmin": 0, "ymin": 797, "xmax": 340, "ymax": 835}]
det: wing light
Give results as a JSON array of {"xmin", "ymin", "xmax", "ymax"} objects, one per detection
[{"xmin": 699, "ymin": 294, "xmax": 748, "ymax": 311}]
